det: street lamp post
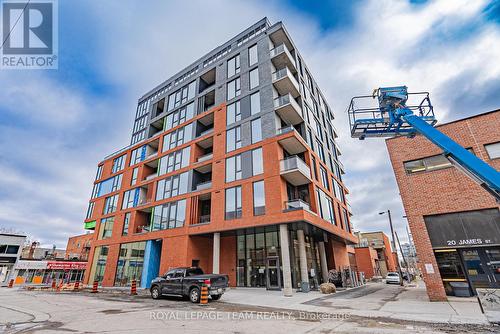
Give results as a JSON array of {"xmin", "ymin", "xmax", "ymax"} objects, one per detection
[{"xmin": 379, "ymin": 210, "xmax": 404, "ymax": 286}]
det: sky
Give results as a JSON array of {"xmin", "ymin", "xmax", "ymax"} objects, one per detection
[{"xmin": 0, "ymin": 0, "xmax": 499, "ymax": 248}]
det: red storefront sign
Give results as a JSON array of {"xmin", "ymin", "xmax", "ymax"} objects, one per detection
[{"xmin": 46, "ymin": 261, "xmax": 87, "ymax": 270}]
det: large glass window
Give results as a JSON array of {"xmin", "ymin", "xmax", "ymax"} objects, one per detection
[
  {"xmin": 167, "ymin": 81, "xmax": 196, "ymax": 111},
  {"xmin": 89, "ymin": 246, "xmax": 108, "ymax": 283},
  {"xmin": 320, "ymin": 167, "xmax": 330, "ymax": 191},
  {"xmin": 332, "ymin": 177, "xmax": 344, "ymax": 203},
  {"xmin": 98, "ymin": 217, "xmax": 114, "ymax": 239},
  {"xmin": 86, "ymin": 202, "xmax": 94, "ymax": 220},
  {"xmin": 227, "ymin": 77, "xmax": 241, "ymax": 100},
  {"xmin": 253, "ymin": 180, "xmax": 265, "ymax": 215},
  {"xmin": 151, "ymin": 199, "xmax": 186, "ymax": 230},
  {"xmin": 249, "ymin": 68, "xmax": 259, "ymax": 90},
  {"xmin": 225, "ymin": 186, "xmax": 242, "ymax": 220},
  {"xmin": 225, "ymin": 155, "xmax": 242, "ymax": 183},
  {"xmin": 131, "ymin": 168, "xmax": 139, "ymax": 185},
  {"xmin": 402, "ymin": 152, "xmax": 471, "ymax": 174},
  {"xmin": 156, "ymin": 172, "xmax": 189, "ymax": 200},
  {"xmin": 251, "ymin": 118, "xmax": 262, "ymax": 144},
  {"xmin": 248, "ymin": 44, "xmax": 258, "ymax": 66},
  {"xmin": 485, "ymin": 141, "xmax": 500, "ymax": 159},
  {"xmin": 227, "ymin": 54, "xmax": 240, "ymax": 78},
  {"xmin": 252, "ymin": 148, "xmax": 263, "ymax": 175},
  {"xmin": 93, "ymin": 174, "xmax": 122, "ymax": 198},
  {"xmin": 103, "ymin": 194, "xmax": 119, "ymax": 214},
  {"xmin": 122, "ymin": 188, "xmax": 140, "ymax": 209},
  {"xmin": 162, "ymin": 123, "xmax": 193, "ymax": 152},
  {"xmin": 164, "ymin": 102, "xmax": 195, "ymax": 131},
  {"xmin": 114, "ymin": 241, "xmax": 146, "ymax": 287},
  {"xmin": 112, "ymin": 155, "xmax": 125, "ymax": 173},
  {"xmin": 226, "ymin": 101, "xmax": 241, "ymax": 126},
  {"xmin": 226, "ymin": 126, "xmax": 241, "ymax": 152},
  {"xmin": 158, "ymin": 147, "xmax": 191, "ymax": 175},
  {"xmin": 250, "ymin": 91, "xmax": 260, "ymax": 115},
  {"xmin": 316, "ymin": 189, "xmax": 335, "ymax": 225},
  {"xmin": 130, "ymin": 145, "xmax": 147, "ymax": 166}
]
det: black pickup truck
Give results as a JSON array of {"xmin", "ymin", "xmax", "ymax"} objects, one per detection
[{"xmin": 150, "ymin": 267, "xmax": 229, "ymax": 303}]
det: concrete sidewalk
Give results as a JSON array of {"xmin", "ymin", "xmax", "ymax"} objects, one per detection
[{"xmin": 221, "ymin": 281, "xmax": 489, "ymax": 325}]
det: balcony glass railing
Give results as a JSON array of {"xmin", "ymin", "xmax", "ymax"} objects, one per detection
[
  {"xmin": 280, "ymin": 155, "xmax": 311, "ymax": 177},
  {"xmin": 196, "ymin": 181, "xmax": 212, "ymax": 191},
  {"xmin": 274, "ymin": 94, "xmax": 302, "ymax": 114},
  {"xmin": 270, "ymin": 44, "xmax": 296, "ymax": 67},
  {"xmin": 197, "ymin": 153, "xmax": 213, "ymax": 162},
  {"xmin": 276, "ymin": 125, "xmax": 295, "ymax": 135},
  {"xmin": 199, "ymin": 214, "xmax": 211, "ymax": 224},
  {"xmin": 284, "ymin": 199, "xmax": 310, "ymax": 211},
  {"xmin": 272, "ymin": 67, "xmax": 299, "ymax": 87}
]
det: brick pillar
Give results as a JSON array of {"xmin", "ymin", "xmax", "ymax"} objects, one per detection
[{"xmin": 410, "ymin": 215, "xmax": 447, "ymax": 301}]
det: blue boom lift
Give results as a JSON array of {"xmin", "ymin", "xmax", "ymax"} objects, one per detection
[{"xmin": 347, "ymin": 86, "xmax": 500, "ymax": 201}]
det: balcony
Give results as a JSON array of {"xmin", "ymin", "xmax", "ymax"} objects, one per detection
[
  {"xmin": 198, "ymin": 214, "xmax": 211, "ymax": 224},
  {"xmin": 272, "ymin": 67, "xmax": 300, "ymax": 98},
  {"xmin": 196, "ymin": 180, "xmax": 212, "ymax": 191},
  {"xmin": 197, "ymin": 152, "xmax": 213, "ymax": 163},
  {"xmin": 274, "ymin": 94, "xmax": 303, "ymax": 125},
  {"xmin": 284, "ymin": 199, "xmax": 310, "ymax": 211},
  {"xmin": 280, "ymin": 156, "xmax": 311, "ymax": 186},
  {"xmin": 270, "ymin": 44, "xmax": 296, "ymax": 73},
  {"xmin": 277, "ymin": 126, "xmax": 307, "ymax": 155}
]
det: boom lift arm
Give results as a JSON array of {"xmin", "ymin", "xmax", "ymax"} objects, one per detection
[{"xmin": 348, "ymin": 86, "xmax": 500, "ymax": 201}]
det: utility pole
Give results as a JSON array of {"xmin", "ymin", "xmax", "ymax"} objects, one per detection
[{"xmin": 379, "ymin": 209, "xmax": 403, "ymax": 286}]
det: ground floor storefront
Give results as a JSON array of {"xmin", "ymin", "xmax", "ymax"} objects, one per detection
[
  {"xmin": 421, "ymin": 208, "xmax": 500, "ymax": 298},
  {"xmin": 85, "ymin": 222, "xmax": 354, "ymax": 294},
  {"xmin": 12, "ymin": 260, "xmax": 87, "ymax": 285}
]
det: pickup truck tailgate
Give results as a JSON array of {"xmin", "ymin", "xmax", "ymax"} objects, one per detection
[{"xmin": 210, "ymin": 275, "xmax": 228, "ymax": 288}]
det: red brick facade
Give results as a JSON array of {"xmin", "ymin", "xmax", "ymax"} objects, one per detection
[
  {"xmin": 354, "ymin": 247, "xmax": 379, "ymax": 279},
  {"xmin": 83, "ymin": 103, "xmax": 356, "ymax": 287},
  {"xmin": 386, "ymin": 110, "xmax": 500, "ymax": 301},
  {"xmin": 65, "ymin": 233, "xmax": 93, "ymax": 261}
]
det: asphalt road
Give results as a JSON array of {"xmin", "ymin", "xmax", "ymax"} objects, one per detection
[{"xmin": 0, "ymin": 286, "xmax": 496, "ymax": 333}]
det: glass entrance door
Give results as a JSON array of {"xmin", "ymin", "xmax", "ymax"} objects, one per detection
[
  {"xmin": 266, "ymin": 256, "xmax": 281, "ymax": 290},
  {"xmin": 461, "ymin": 248, "xmax": 500, "ymax": 291}
]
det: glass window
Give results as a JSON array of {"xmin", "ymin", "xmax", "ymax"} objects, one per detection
[
  {"xmin": 252, "ymin": 148, "xmax": 263, "ymax": 175},
  {"xmin": 485, "ymin": 142, "xmax": 500, "ymax": 159},
  {"xmin": 226, "ymin": 126, "xmax": 241, "ymax": 152},
  {"xmin": 164, "ymin": 103, "xmax": 195, "ymax": 131},
  {"xmin": 112, "ymin": 155, "xmax": 125, "ymax": 173},
  {"xmin": 249, "ymin": 68, "xmax": 259, "ymax": 90},
  {"xmin": 250, "ymin": 92, "xmax": 260, "ymax": 115},
  {"xmin": 253, "ymin": 181, "xmax": 265, "ymax": 215},
  {"xmin": 156, "ymin": 172, "xmax": 189, "ymax": 201},
  {"xmin": 227, "ymin": 78, "xmax": 241, "ymax": 100},
  {"xmin": 130, "ymin": 145, "xmax": 146, "ymax": 166},
  {"xmin": 122, "ymin": 188, "xmax": 140, "ymax": 209},
  {"xmin": 95, "ymin": 165, "xmax": 103, "ymax": 180},
  {"xmin": 167, "ymin": 81, "xmax": 196, "ymax": 111},
  {"xmin": 158, "ymin": 147, "xmax": 191, "ymax": 175},
  {"xmin": 99, "ymin": 217, "xmax": 114, "ymax": 239},
  {"xmin": 122, "ymin": 213, "xmax": 130, "ymax": 236},
  {"xmin": 320, "ymin": 167, "xmax": 330, "ymax": 191},
  {"xmin": 342, "ymin": 208, "xmax": 350, "ymax": 232},
  {"xmin": 225, "ymin": 186, "xmax": 242, "ymax": 220},
  {"xmin": 251, "ymin": 118, "xmax": 262, "ymax": 144},
  {"xmin": 86, "ymin": 202, "xmax": 95, "ymax": 220},
  {"xmin": 226, "ymin": 101, "xmax": 241, "ymax": 126},
  {"xmin": 151, "ymin": 199, "xmax": 186, "ymax": 231},
  {"xmin": 249, "ymin": 44, "xmax": 258, "ymax": 66},
  {"xmin": 131, "ymin": 168, "xmax": 139, "ymax": 185},
  {"xmin": 162, "ymin": 123, "xmax": 193, "ymax": 152},
  {"xmin": 103, "ymin": 194, "xmax": 119, "ymax": 214},
  {"xmin": 114, "ymin": 241, "xmax": 146, "ymax": 287},
  {"xmin": 227, "ymin": 54, "xmax": 240, "ymax": 78},
  {"xmin": 404, "ymin": 154, "xmax": 452, "ymax": 174},
  {"xmin": 89, "ymin": 246, "xmax": 108, "ymax": 283},
  {"xmin": 93, "ymin": 174, "xmax": 122, "ymax": 198},
  {"xmin": 225, "ymin": 155, "xmax": 242, "ymax": 183}
]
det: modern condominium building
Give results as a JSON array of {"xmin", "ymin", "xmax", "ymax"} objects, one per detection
[{"xmin": 82, "ymin": 18, "xmax": 355, "ymax": 294}]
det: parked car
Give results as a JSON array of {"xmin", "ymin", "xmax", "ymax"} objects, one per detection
[
  {"xmin": 150, "ymin": 267, "xmax": 229, "ymax": 303},
  {"xmin": 386, "ymin": 272, "xmax": 401, "ymax": 284}
]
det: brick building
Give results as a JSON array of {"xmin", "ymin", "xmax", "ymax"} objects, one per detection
[
  {"xmin": 386, "ymin": 110, "xmax": 500, "ymax": 301},
  {"xmin": 81, "ymin": 18, "xmax": 355, "ymax": 295},
  {"xmin": 354, "ymin": 246, "xmax": 379, "ymax": 279},
  {"xmin": 355, "ymin": 231, "xmax": 396, "ymax": 277},
  {"xmin": 65, "ymin": 233, "xmax": 93, "ymax": 261}
]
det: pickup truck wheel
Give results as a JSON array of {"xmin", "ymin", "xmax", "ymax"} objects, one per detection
[
  {"xmin": 211, "ymin": 294, "xmax": 221, "ymax": 301},
  {"xmin": 151, "ymin": 286, "xmax": 161, "ymax": 299},
  {"xmin": 189, "ymin": 287, "xmax": 201, "ymax": 303}
]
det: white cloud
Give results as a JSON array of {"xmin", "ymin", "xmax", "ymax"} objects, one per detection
[{"xmin": 1, "ymin": 0, "xmax": 498, "ymax": 248}]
